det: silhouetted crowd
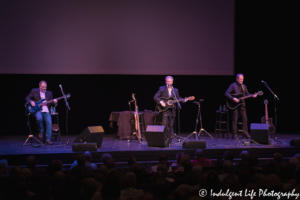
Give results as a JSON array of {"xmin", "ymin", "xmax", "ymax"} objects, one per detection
[{"xmin": 1, "ymin": 150, "xmax": 300, "ymax": 200}]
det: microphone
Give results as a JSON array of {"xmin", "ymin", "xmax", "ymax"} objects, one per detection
[
  {"xmin": 168, "ymin": 83, "xmax": 173, "ymax": 87},
  {"xmin": 261, "ymin": 80, "xmax": 267, "ymax": 84}
]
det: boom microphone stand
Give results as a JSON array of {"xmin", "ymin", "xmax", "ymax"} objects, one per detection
[{"xmin": 54, "ymin": 85, "xmax": 71, "ymax": 148}]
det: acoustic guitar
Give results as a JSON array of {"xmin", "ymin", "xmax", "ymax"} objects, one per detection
[
  {"xmin": 156, "ymin": 96, "xmax": 195, "ymax": 112},
  {"xmin": 132, "ymin": 93, "xmax": 142, "ymax": 143},
  {"xmin": 226, "ymin": 91, "xmax": 263, "ymax": 109},
  {"xmin": 261, "ymin": 99, "xmax": 275, "ymax": 133}
]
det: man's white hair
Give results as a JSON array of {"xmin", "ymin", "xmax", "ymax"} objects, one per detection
[{"xmin": 165, "ymin": 76, "xmax": 173, "ymax": 81}]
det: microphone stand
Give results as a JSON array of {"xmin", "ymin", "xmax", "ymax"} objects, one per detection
[
  {"xmin": 262, "ymin": 82, "xmax": 279, "ymax": 139},
  {"xmin": 170, "ymin": 85, "xmax": 185, "ymax": 144},
  {"xmin": 54, "ymin": 85, "xmax": 71, "ymax": 148}
]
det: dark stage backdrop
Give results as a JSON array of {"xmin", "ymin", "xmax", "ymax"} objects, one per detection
[
  {"xmin": 0, "ymin": 0, "xmax": 234, "ymax": 75},
  {"xmin": 0, "ymin": 73, "xmax": 294, "ymax": 137}
]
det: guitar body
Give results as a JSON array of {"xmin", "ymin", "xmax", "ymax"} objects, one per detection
[
  {"xmin": 156, "ymin": 96, "xmax": 195, "ymax": 112},
  {"xmin": 26, "ymin": 99, "xmax": 45, "ymax": 114},
  {"xmin": 156, "ymin": 97, "xmax": 176, "ymax": 113},
  {"xmin": 261, "ymin": 116, "xmax": 275, "ymax": 133},
  {"xmin": 261, "ymin": 99, "xmax": 275, "ymax": 134},
  {"xmin": 226, "ymin": 93, "xmax": 245, "ymax": 110}
]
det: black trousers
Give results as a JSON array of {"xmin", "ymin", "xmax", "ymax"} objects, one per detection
[
  {"xmin": 161, "ymin": 110, "xmax": 175, "ymax": 137},
  {"xmin": 231, "ymin": 105, "xmax": 248, "ymax": 136}
]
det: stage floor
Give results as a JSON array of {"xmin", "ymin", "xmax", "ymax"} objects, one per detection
[{"xmin": 1, "ymin": 133, "xmax": 300, "ymax": 167}]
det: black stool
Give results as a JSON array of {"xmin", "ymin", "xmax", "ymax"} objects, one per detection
[
  {"xmin": 237, "ymin": 121, "xmax": 244, "ymax": 136},
  {"xmin": 214, "ymin": 110, "xmax": 229, "ymax": 138},
  {"xmin": 51, "ymin": 113, "xmax": 61, "ymax": 142}
]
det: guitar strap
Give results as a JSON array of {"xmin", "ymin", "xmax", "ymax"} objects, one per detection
[
  {"xmin": 241, "ymin": 84, "xmax": 245, "ymax": 95},
  {"xmin": 241, "ymin": 84, "xmax": 246, "ymax": 105}
]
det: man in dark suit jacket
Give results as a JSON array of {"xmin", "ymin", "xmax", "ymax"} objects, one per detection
[
  {"xmin": 25, "ymin": 80, "xmax": 57, "ymax": 145},
  {"xmin": 225, "ymin": 74, "xmax": 257, "ymax": 140},
  {"xmin": 154, "ymin": 76, "xmax": 186, "ymax": 139}
]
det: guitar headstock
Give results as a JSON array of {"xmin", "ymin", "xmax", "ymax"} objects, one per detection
[
  {"xmin": 264, "ymin": 99, "xmax": 268, "ymax": 104},
  {"xmin": 257, "ymin": 91, "xmax": 263, "ymax": 96}
]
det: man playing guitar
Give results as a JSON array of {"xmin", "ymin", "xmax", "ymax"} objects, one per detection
[
  {"xmin": 154, "ymin": 76, "xmax": 188, "ymax": 140},
  {"xmin": 25, "ymin": 81, "xmax": 57, "ymax": 145},
  {"xmin": 225, "ymin": 74, "xmax": 257, "ymax": 140}
]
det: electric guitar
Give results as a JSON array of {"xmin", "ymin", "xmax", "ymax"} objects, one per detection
[
  {"xmin": 226, "ymin": 91, "xmax": 263, "ymax": 109},
  {"xmin": 261, "ymin": 99, "xmax": 275, "ymax": 133},
  {"xmin": 26, "ymin": 94, "xmax": 71, "ymax": 114},
  {"xmin": 156, "ymin": 96, "xmax": 195, "ymax": 112}
]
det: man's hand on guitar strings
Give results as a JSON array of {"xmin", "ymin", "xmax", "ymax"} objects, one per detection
[{"xmin": 233, "ymin": 98, "xmax": 240, "ymax": 103}]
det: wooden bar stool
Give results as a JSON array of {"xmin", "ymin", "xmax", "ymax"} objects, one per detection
[{"xmin": 214, "ymin": 110, "xmax": 229, "ymax": 138}]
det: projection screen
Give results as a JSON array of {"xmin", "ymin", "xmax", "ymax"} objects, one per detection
[{"xmin": 0, "ymin": 0, "xmax": 234, "ymax": 75}]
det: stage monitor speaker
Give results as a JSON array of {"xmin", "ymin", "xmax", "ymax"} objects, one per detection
[
  {"xmin": 72, "ymin": 143, "xmax": 97, "ymax": 152},
  {"xmin": 290, "ymin": 139, "xmax": 300, "ymax": 146},
  {"xmin": 182, "ymin": 141, "xmax": 206, "ymax": 149},
  {"xmin": 73, "ymin": 126, "xmax": 104, "ymax": 148},
  {"xmin": 145, "ymin": 125, "xmax": 171, "ymax": 147},
  {"xmin": 250, "ymin": 123, "xmax": 269, "ymax": 144}
]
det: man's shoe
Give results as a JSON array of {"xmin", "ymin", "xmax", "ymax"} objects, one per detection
[
  {"xmin": 45, "ymin": 141, "xmax": 53, "ymax": 145},
  {"xmin": 233, "ymin": 134, "xmax": 239, "ymax": 140}
]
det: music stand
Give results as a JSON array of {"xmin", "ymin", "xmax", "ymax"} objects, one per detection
[
  {"xmin": 196, "ymin": 100, "xmax": 214, "ymax": 139},
  {"xmin": 182, "ymin": 99, "xmax": 213, "ymax": 143}
]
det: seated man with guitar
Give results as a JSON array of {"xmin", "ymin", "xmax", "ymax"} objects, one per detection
[
  {"xmin": 154, "ymin": 76, "xmax": 193, "ymax": 140},
  {"xmin": 25, "ymin": 81, "xmax": 57, "ymax": 145},
  {"xmin": 225, "ymin": 74, "xmax": 258, "ymax": 140}
]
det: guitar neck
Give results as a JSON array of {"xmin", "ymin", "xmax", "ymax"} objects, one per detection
[
  {"xmin": 37, "ymin": 96, "xmax": 64, "ymax": 106},
  {"xmin": 170, "ymin": 99, "xmax": 184, "ymax": 104},
  {"xmin": 239, "ymin": 94, "xmax": 254, "ymax": 100},
  {"xmin": 265, "ymin": 104, "xmax": 269, "ymax": 121}
]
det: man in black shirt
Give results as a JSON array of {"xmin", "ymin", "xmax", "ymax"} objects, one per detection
[
  {"xmin": 225, "ymin": 74, "xmax": 257, "ymax": 139},
  {"xmin": 154, "ymin": 76, "xmax": 187, "ymax": 139}
]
